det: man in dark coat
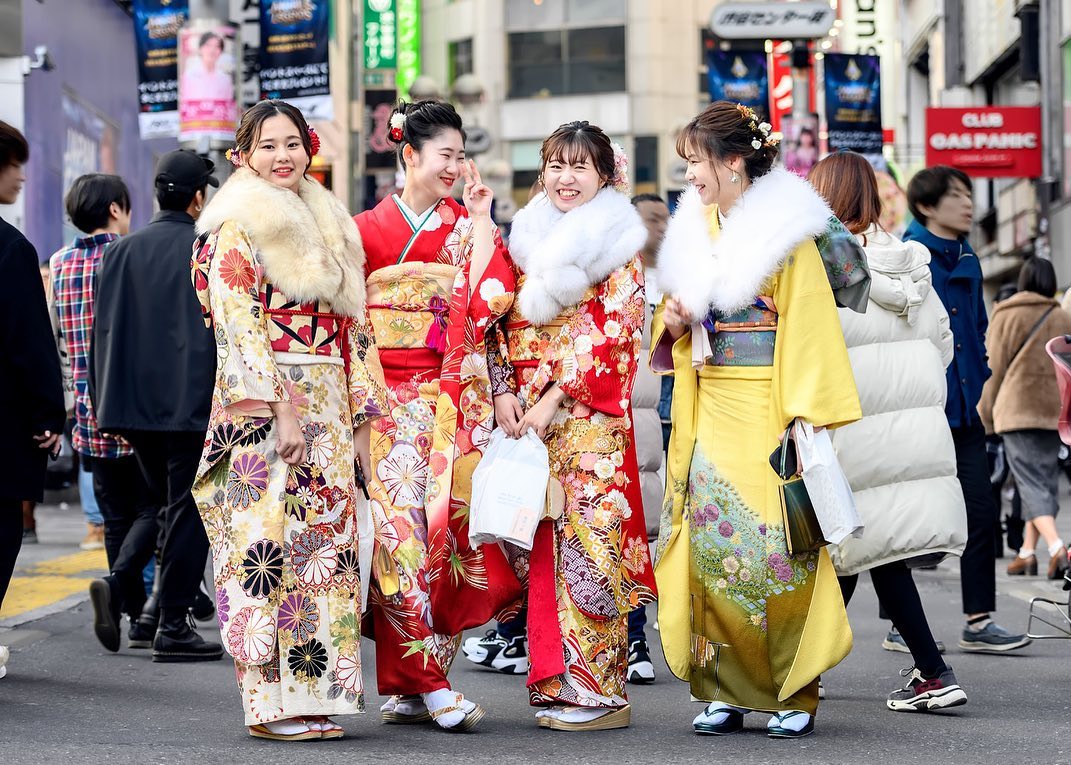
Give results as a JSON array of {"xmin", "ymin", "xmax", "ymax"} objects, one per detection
[
  {"xmin": 0, "ymin": 122, "xmax": 65, "ymax": 677},
  {"xmin": 91, "ymin": 150, "xmax": 221, "ymax": 662}
]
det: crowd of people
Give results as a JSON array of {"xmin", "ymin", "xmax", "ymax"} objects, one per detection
[{"xmin": 0, "ymin": 93, "xmax": 1067, "ymax": 739}]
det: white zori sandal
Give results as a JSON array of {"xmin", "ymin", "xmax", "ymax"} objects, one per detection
[
  {"xmin": 424, "ymin": 689, "xmax": 485, "ymax": 731},
  {"xmin": 248, "ymin": 717, "xmax": 321, "ymax": 741},
  {"xmin": 381, "ymin": 695, "xmax": 432, "ymax": 724}
]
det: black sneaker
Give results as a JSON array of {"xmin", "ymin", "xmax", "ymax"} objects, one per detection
[
  {"xmin": 887, "ymin": 666, "xmax": 967, "ymax": 712},
  {"xmin": 462, "ymin": 629, "xmax": 529, "ymax": 674},
  {"xmin": 128, "ymin": 617, "xmax": 157, "ymax": 650},
  {"xmin": 152, "ymin": 615, "xmax": 224, "ymax": 663},
  {"xmin": 190, "ymin": 585, "xmax": 215, "ymax": 623},
  {"xmin": 626, "ymin": 640, "xmax": 655, "ymax": 684},
  {"xmin": 88, "ymin": 576, "xmax": 121, "ymax": 652},
  {"xmin": 958, "ymin": 621, "xmax": 1031, "ymax": 653}
]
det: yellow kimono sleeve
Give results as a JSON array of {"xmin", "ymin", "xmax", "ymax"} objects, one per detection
[
  {"xmin": 772, "ymin": 239, "xmax": 862, "ymax": 434},
  {"xmin": 345, "ymin": 318, "xmax": 388, "ymax": 428},
  {"xmin": 208, "ymin": 221, "xmax": 289, "ymax": 417}
]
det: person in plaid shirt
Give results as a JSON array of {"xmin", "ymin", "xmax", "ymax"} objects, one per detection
[{"xmin": 49, "ymin": 174, "xmax": 159, "ymax": 652}]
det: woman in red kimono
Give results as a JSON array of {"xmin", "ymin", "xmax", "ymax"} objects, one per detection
[
  {"xmin": 491, "ymin": 122, "xmax": 656, "ymax": 731},
  {"xmin": 354, "ymin": 99, "xmax": 520, "ymax": 731}
]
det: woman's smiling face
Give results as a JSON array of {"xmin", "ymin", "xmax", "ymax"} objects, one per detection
[
  {"xmin": 542, "ymin": 147, "xmax": 603, "ymax": 213},
  {"xmin": 245, "ymin": 114, "xmax": 309, "ymax": 192}
]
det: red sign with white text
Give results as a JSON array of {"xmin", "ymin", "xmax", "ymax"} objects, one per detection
[{"xmin": 925, "ymin": 106, "xmax": 1042, "ymax": 178}]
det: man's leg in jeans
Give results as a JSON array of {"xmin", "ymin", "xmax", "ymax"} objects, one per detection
[
  {"xmin": 953, "ymin": 420, "xmax": 997, "ymax": 617},
  {"xmin": 92, "ymin": 455, "xmax": 158, "ymax": 618}
]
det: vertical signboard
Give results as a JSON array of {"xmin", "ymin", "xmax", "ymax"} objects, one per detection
[
  {"xmin": 178, "ymin": 23, "xmax": 239, "ymax": 142},
  {"xmin": 395, "ymin": 0, "xmax": 420, "ymax": 97},
  {"xmin": 230, "ymin": 0, "xmax": 261, "ymax": 110},
  {"xmin": 706, "ymin": 49, "xmax": 769, "ymax": 119},
  {"xmin": 364, "ymin": 0, "xmax": 397, "ymax": 71},
  {"xmin": 259, "ymin": 0, "xmax": 333, "ymax": 119},
  {"xmin": 133, "ymin": 0, "xmax": 188, "ymax": 139},
  {"xmin": 823, "ymin": 53, "xmax": 883, "ymax": 158},
  {"xmin": 62, "ymin": 92, "xmax": 119, "ymax": 243}
]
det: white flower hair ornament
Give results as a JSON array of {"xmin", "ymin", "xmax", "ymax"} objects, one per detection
[
  {"xmin": 389, "ymin": 112, "xmax": 406, "ymax": 142},
  {"xmin": 610, "ymin": 141, "xmax": 630, "ymax": 194}
]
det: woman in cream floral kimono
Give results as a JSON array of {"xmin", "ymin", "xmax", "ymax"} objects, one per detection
[{"xmin": 191, "ymin": 100, "xmax": 387, "ymax": 742}]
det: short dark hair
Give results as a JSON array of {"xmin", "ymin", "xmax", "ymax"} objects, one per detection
[
  {"xmin": 0, "ymin": 121, "xmax": 29, "ymax": 168},
  {"xmin": 1018, "ymin": 256, "xmax": 1058, "ymax": 298},
  {"xmin": 65, "ymin": 174, "xmax": 131, "ymax": 233},
  {"xmin": 156, "ymin": 182, "xmax": 207, "ymax": 212},
  {"xmin": 907, "ymin": 166, "xmax": 972, "ymax": 225},
  {"xmin": 631, "ymin": 193, "xmax": 665, "ymax": 206}
]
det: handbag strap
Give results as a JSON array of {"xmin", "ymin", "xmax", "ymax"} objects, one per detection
[{"xmin": 1006, "ymin": 305, "xmax": 1056, "ymax": 374}]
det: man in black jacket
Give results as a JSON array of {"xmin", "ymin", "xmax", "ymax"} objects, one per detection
[
  {"xmin": 91, "ymin": 150, "xmax": 221, "ymax": 662},
  {"xmin": 0, "ymin": 122, "xmax": 65, "ymax": 678}
]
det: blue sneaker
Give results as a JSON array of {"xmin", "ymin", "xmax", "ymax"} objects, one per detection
[
  {"xmin": 882, "ymin": 628, "xmax": 945, "ymax": 654},
  {"xmin": 958, "ymin": 621, "xmax": 1031, "ymax": 653}
]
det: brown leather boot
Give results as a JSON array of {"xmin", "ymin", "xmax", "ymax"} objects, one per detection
[
  {"xmin": 1007, "ymin": 554, "xmax": 1037, "ymax": 576},
  {"xmin": 1047, "ymin": 550, "xmax": 1069, "ymax": 580}
]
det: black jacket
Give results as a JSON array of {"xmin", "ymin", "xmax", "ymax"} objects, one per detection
[
  {"xmin": 91, "ymin": 211, "xmax": 215, "ymax": 433},
  {"xmin": 0, "ymin": 217, "xmax": 65, "ymax": 501}
]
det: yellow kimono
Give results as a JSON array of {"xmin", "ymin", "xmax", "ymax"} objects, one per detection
[{"xmin": 652, "ymin": 173, "xmax": 862, "ymax": 715}]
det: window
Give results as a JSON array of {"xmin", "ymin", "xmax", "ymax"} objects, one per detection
[
  {"xmin": 508, "ymin": 26, "xmax": 625, "ymax": 98},
  {"xmin": 449, "ymin": 38, "xmax": 473, "ymax": 83},
  {"xmin": 505, "ymin": 0, "xmax": 625, "ymax": 31}
]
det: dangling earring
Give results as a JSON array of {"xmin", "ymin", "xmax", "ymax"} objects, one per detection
[{"xmin": 730, "ymin": 171, "xmax": 740, "ymax": 184}]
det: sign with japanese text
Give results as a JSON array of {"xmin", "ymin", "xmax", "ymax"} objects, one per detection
[
  {"xmin": 706, "ymin": 49, "xmax": 769, "ymax": 119},
  {"xmin": 711, "ymin": 1, "xmax": 834, "ymax": 40},
  {"xmin": 259, "ymin": 0, "xmax": 333, "ymax": 120},
  {"xmin": 133, "ymin": 0, "xmax": 188, "ymax": 139},
  {"xmin": 824, "ymin": 53, "xmax": 883, "ymax": 157},
  {"xmin": 364, "ymin": 0, "xmax": 397, "ymax": 71},
  {"xmin": 925, "ymin": 107, "xmax": 1042, "ymax": 178},
  {"xmin": 395, "ymin": 0, "xmax": 420, "ymax": 97}
]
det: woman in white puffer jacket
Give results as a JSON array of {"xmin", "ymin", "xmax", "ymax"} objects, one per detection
[{"xmin": 809, "ymin": 153, "xmax": 968, "ymax": 714}]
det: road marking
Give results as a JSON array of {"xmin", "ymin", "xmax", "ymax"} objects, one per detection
[{"xmin": 0, "ymin": 550, "xmax": 107, "ymax": 620}]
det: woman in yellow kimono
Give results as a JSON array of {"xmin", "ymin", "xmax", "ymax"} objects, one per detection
[
  {"xmin": 191, "ymin": 100, "xmax": 388, "ymax": 741},
  {"xmin": 652, "ymin": 101, "xmax": 863, "ymax": 739},
  {"xmin": 492, "ymin": 122, "xmax": 656, "ymax": 731}
]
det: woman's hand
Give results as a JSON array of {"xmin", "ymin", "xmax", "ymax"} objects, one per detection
[
  {"xmin": 663, "ymin": 297, "xmax": 695, "ymax": 340},
  {"xmin": 461, "ymin": 159, "xmax": 493, "ymax": 219},
  {"xmin": 270, "ymin": 401, "xmax": 305, "ymax": 465},
  {"xmin": 494, "ymin": 392, "xmax": 524, "ymax": 439},
  {"xmin": 517, "ymin": 384, "xmax": 566, "ymax": 440}
]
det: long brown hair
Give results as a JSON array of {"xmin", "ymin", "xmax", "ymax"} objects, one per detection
[{"xmin": 807, "ymin": 152, "xmax": 883, "ymax": 236}]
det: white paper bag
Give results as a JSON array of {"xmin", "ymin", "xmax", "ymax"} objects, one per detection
[
  {"xmin": 795, "ymin": 420, "xmax": 863, "ymax": 545},
  {"xmin": 356, "ymin": 495, "xmax": 373, "ymax": 613},
  {"xmin": 469, "ymin": 428, "xmax": 550, "ymax": 551}
]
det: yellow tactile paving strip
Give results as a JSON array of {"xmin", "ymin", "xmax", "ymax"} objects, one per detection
[{"xmin": 0, "ymin": 550, "xmax": 107, "ymax": 619}]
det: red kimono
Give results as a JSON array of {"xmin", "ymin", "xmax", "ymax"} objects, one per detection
[{"xmin": 355, "ymin": 195, "xmax": 521, "ymax": 695}]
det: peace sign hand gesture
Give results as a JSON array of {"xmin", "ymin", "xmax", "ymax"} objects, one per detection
[{"xmin": 461, "ymin": 159, "xmax": 493, "ymax": 219}]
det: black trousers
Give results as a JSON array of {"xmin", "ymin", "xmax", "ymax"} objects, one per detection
[
  {"xmin": 952, "ymin": 419, "xmax": 998, "ymax": 615},
  {"xmin": 123, "ymin": 430, "xmax": 208, "ymax": 613},
  {"xmin": 0, "ymin": 498, "xmax": 23, "ymax": 607},
  {"xmin": 89, "ymin": 455, "xmax": 159, "ymax": 617},
  {"xmin": 839, "ymin": 561, "xmax": 945, "ymax": 677}
]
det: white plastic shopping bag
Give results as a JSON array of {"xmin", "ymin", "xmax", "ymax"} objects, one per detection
[
  {"xmin": 468, "ymin": 428, "xmax": 550, "ymax": 551},
  {"xmin": 795, "ymin": 420, "xmax": 863, "ymax": 545},
  {"xmin": 356, "ymin": 494, "xmax": 373, "ymax": 613}
]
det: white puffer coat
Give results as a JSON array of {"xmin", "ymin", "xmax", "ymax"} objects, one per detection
[{"xmin": 829, "ymin": 227, "xmax": 967, "ymax": 575}]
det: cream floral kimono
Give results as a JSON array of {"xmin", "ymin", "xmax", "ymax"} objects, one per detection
[{"xmin": 191, "ymin": 169, "xmax": 387, "ymax": 726}]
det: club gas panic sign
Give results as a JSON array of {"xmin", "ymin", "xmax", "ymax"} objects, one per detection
[{"xmin": 925, "ymin": 106, "xmax": 1042, "ymax": 178}]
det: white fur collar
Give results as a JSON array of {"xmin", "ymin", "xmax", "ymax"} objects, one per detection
[
  {"xmin": 657, "ymin": 167, "xmax": 832, "ymax": 317},
  {"xmin": 197, "ymin": 168, "xmax": 366, "ymax": 316},
  {"xmin": 509, "ymin": 187, "xmax": 646, "ymax": 324}
]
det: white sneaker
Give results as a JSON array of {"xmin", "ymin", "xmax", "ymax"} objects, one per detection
[
  {"xmin": 0, "ymin": 645, "xmax": 9, "ymax": 680},
  {"xmin": 626, "ymin": 640, "xmax": 655, "ymax": 684},
  {"xmin": 462, "ymin": 630, "xmax": 529, "ymax": 674}
]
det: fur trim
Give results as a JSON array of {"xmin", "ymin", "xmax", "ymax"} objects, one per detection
[
  {"xmin": 509, "ymin": 187, "xmax": 646, "ymax": 325},
  {"xmin": 657, "ymin": 167, "xmax": 832, "ymax": 317},
  {"xmin": 197, "ymin": 168, "xmax": 366, "ymax": 316}
]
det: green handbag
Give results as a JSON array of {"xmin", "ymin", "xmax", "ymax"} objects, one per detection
[{"xmin": 774, "ymin": 423, "xmax": 828, "ymax": 556}]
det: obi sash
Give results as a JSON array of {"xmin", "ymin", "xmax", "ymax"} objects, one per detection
[{"xmin": 700, "ymin": 296, "xmax": 778, "ymax": 367}]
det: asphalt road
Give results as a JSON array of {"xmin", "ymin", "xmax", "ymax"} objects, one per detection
[{"xmin": 1, "ymin": 562, "xmax": 1069, "ymax": 765}]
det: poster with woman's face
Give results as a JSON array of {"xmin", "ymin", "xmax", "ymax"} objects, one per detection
[
  {"xmin": 178, "ymin": 23, "xmax": 238, "ymax": 142},
  {"xmin": 780, "ymin": 113, "xmax": 820, "ymax": 178}
]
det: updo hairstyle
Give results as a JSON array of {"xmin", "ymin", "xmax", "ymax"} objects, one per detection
[
  {"xmin": 387, "ymin": 99, "xmax": 466, "ymax": 155},
  {"xmin": 675, "ymin": 100, "xmax": 779, "ymax": 181},
  {"xmin": 235, "ymin": 99, "xmax": 314, "ymax": 178}
]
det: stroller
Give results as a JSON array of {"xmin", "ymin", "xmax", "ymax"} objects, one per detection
[{"xmin": 1028, "ymin": 335, "xmax": 1071, "ymax": 639}]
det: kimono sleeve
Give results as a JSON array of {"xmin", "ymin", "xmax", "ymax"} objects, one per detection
[
  {"xmin": 773, "ymin": 239, "xmax": 862, "ymax": 433},
  {"xmin": 345, "ymin": 317, "xmax": 388, "ymax": 428},
  {"xmin": 207, "ymin": 222, "xmax": 289, "ymax": 417},
  {"xmin": 467, "ymin": 228, "xmax": 516, "ymax": 327},
  {"xmin": 533, "ymin": 260, "xmax": 646, "ymax": 417}
]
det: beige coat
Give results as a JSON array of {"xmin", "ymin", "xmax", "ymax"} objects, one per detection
[{"xmin": 979, "ymin": 291, "xmax": 1071, "ymax": 434}]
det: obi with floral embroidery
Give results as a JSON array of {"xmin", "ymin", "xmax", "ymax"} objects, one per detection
[{"xmin": 702, "ymin": 296, "xmax": 778, "ymax": 367}]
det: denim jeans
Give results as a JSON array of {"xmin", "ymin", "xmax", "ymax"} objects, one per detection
[{"xmin": 78, "ymin": 465, "xmax": 104, "ymax": 526}]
